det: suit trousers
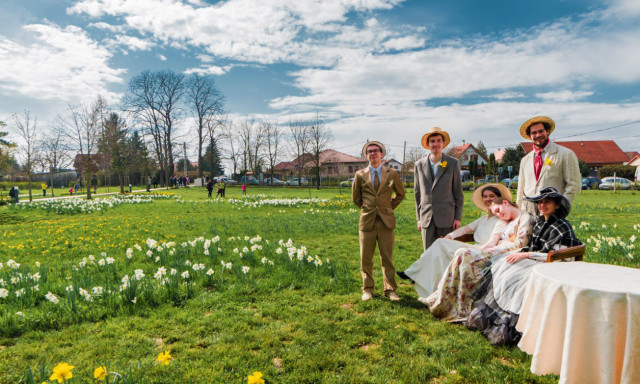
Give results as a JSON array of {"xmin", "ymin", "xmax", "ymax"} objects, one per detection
[
  {"xmin": 422, "ymin": 221, "xmax": 452, "ymax": 251},
  {"xmin": 360, "ymin": 216, "xmax": 397, "ymax": 293}
]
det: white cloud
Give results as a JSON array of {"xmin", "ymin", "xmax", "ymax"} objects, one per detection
[
  {"xmin": 184, "ymin": 65, "xmax": 233, "ymax": 75},
  {"xmin": 535, "ymin": 90, "xmax": 594, "ymax": 102},
  {"xmin": 106, "ymin": 34, "xmax": 155, "ymax": 51},
  {"xmin": 157, "ymin": 54, "xmax": 167, "ymax": 61},
  {"xmin": 0, "ymin": 23, "xmax": 125, "ymax": 103},
  {"xmin": 88, "ymin": 21, "xmax": 126, "ymax": 33}
]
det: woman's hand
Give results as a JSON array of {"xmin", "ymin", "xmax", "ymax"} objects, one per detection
[
  {"xmin": 506, "ymin": 252, "xmax": 529, "ymax": 264},
  {"xmin": 444, "ymin": 235, "xmax": 452, "ymax": 239}
]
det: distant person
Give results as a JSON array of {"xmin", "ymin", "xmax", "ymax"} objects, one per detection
[
  {"xmin": 42, "ymin": 182, "xmax": 48, "ymax": 197},
  {"xmin": 220, "ymin": 180, "xmax": 226, "ymax": 197},
  {"xmin": 69, "ymin": 187, "xmax": 74, "ymax": 196},
  {"xmin": 147, "ymin": 176, "xmax": 152, "ymax": 192},
  {"xmin": 91, "ymin": 175, "xmax": 98, "ymax": 194},
  {"xmin": 206, "ymin": 179, "xmax": 214, "ymax": 198},
  {"xmin": 242, "ymin": 183, "xmax": 247, "ymax": 196},
  {"xmin": 74, "ymin": 180, "xmax": 79, "ymax": 195},
  {"xmin": 516, "ymin": 116, "xmax": 581, "ymax": 215},
  {"xmin": 414, "ymin": 127, "xmax": 464, "ymax": 250},
  {"xmin": 9, "ymin": 186, "xmax": 19, "ymax": 203}
]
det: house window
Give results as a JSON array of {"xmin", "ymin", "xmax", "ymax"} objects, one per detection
[
  {"xmin": 470, "ymin": 154, "xmax": 478, "ymax": 161},
  {"xmin": 349, "ymin": 166, "xmax": 353, "ymax": 173}
]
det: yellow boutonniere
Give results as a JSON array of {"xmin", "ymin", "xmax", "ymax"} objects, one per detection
[
  {"xmin": 544, "ymin": 158, "xmax": 553, "ymax": 166},
  {"xmin": 440, "ymin": 161, "xmax": 447, "ymax": 168},
  {"xmin": 389, "ymin": 180, "xmax": 394, "ymax": 187}
]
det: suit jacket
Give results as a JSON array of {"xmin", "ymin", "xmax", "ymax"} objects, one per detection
[
  {"xmin": 352, "ymin": 166, "xmax": 405, "ymax": 231},
  {"xmin": 516, "ymin": 141, "xmax": 581, "ymax": 206},
  {"xmin": 414, "ymin": 154, "xmax": 463, "ymax": 228}
]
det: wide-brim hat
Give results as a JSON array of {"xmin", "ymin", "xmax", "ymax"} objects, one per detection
[
  {"xmin": 524, "ymin": 186, "xmax": 571, "ymax": 217},
  {"xmin": 472, "ymin": 183, "xmax": 512, "ymax": 213},
  {"xmin": 421, "ymin": 127, "xmax": 451, "ymax": 149},
  {"xmin": 361, "ymin": 141, "xmax": 386, "ymax": 158},
  {"xmin": 520, "ymin": 116, "xmax": 555, "ymax": 140}
]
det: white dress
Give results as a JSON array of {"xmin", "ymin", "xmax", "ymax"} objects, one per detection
[{"xmin": 405, "ymin": 215, "xmax": 505, "ymax": 298}]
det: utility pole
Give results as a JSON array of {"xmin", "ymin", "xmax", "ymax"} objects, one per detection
[{"xmin": 401, "ymin": 141, "xmax": 407, "ymax": 183}]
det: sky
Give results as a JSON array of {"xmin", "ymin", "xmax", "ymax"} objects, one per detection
[{"xmin": 1, "ymin": 0, "xmax": 640, "ymax": 166}]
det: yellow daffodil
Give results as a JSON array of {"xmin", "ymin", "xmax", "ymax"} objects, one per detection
[
  {"xmin": 247, "ymin": 371, "xmax": 265, "ymax": 384},
  {"xmin": 157, "ymin": 351, "xmax": 172, "ymax": 366},
  {"xmin": 440, "ymin": 161, "xmax": 447, "ymax": 168},
  {"xmin": 49, "ymin": 362, "xmax": 74, "ymax": 383},
  {"xmin": 94, "ymin": 366, "xmax": 108, "ymax": 381},
  {"xmin": 544, "ymin": 158, "xmax": 553, "ymax": 166}
]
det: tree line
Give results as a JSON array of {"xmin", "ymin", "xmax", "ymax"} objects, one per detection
[{"xmin": 0, "ymin": 70, "xmax": 333, "ymax": 201}]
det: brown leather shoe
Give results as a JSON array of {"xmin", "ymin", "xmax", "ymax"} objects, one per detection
[
  {"xmin": 361, "ymin": 292, "xmax": 373, "ymax": 301},
  {"xmin": 386, "ymin": 291, "xmax": 400, "ymax": 301}
]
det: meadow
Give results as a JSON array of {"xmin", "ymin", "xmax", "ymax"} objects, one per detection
[{"xmin": 0, "ymin": 186, "xmax": 638, "ymax": 383}]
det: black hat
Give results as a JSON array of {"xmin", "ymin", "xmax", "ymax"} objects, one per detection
[{"xmin": 524, "ymin": 186, "xmax": 571, "ymax": 217}]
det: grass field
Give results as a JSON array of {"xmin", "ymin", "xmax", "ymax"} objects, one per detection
[{"xmin": 0, "ymin": 187, "xmax": 638, "ymax": 383}]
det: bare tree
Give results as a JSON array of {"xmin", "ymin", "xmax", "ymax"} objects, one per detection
[
  {"xmin": 0, "ymin": 120, "xmax": 16, "ymax": 175},
  {"xmin": 125, "ymin": 70, "xmax": 185, "ymax": 186},
  {"xmin": 39, "ymin": 125, "xmax": 71, "ymax": 197},
  {"xmin": 186, "ymin": 74, "xmax": 225, "ymax": 179},
  {"xmin": 262, "ymin": 119, "xmax": 281, "ymax": 185},
  {"xmin": 308, "ymin": 114, "xmax": 333, "ymax": 189},
  {"xmin": 13, "ymin": 111, "xmax": 40, "ymax": 201},
  {"xmin": 221, "ymin": 121, "xmax": 241, "ymax": 176},
  {"xmin": 405, "ymin": 146, "xmax": 427, "ymax": 180},
  {"xmin": 62, "ymin": 97, "xmax": 106, "ymax": 199},
  {"xmin": 288, "ymin": 119, "xmax": 311, "ymax": 182}
]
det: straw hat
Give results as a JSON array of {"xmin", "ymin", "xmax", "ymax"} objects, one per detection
[
  {"xmin": 472, "ymin": 183, "xmax": 512, "ymax": 212},
  {"xmin": 361, "ymin": 140, "xmax": 386, "ymax": 158},
  {"xmin": 524, "ymin": 186, "xmax": 571, "ymax": 218},
  {"xmin": 519, "ymin": 116, "xmax": 555, "ymax": 140},
  {"xmin": 421, "ymin": 127, "xmax": 451, "ymax": 149}
]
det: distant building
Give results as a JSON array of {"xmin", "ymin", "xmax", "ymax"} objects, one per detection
[
  {"xmin": 494, "ymin": 148, "xmax": 506, "ymax": 164},
  {"xmin": 448, "ymin": 142, "xmax": 488, "ymax": 170},
  {"xmin": 271, "ymin": 149, "xmax": 367, "ymax": 181},
  {"xmin": 520, "ymin": 140, "xmax": 628, "ymax": 172},
  {"xmin": 627, "ymin": 155, "xmax": 640, "ymax": 167},
  {"xmin": 383, "ymin": 158, "xmax": 403, "ymax": 171},
  {"xmin": 624, "ymin": 151, "xmax": 640, "ymax": 161}
]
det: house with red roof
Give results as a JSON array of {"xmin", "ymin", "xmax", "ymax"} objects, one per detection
[
  {"xmin": 447, "ymin": 141, "xmax": 488, "ymax": 170},
  {"xmin": 271, "ymin": 149, "xmax": 368, "ymax": 181},
  {"xmin": 520, "ymin": 140, "xmax": 629, "ymax": 172}
]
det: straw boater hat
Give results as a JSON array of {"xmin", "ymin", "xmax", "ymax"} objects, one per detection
[
  {"xmin": 421, "ymin": 127, "xmax": 451, "ymax": 149},
  {"xmin": 472, "ymin": 183, "xmax": 512, "ymax": 213},
  {"xmin": 524, "ymin": 186, "xmax": 571, "ymax": 218},
  {"xmin": 519, "ymin": 116, "xmax": 555, "ymax": 140},
  {"xmin": 361, "ymin": 141, "xmax": 386, "ymax": 158}
]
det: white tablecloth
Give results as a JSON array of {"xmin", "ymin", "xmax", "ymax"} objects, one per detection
[{"xmin": 516, "ymin": 262, "xmax": 640, "ymax": 384}]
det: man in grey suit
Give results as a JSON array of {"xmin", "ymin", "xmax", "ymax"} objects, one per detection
[
  {"xmin": 414, "ymin": 127, "xmax": 464, "ymax": 250},
  {"xmin": 516, "ymin": 116, "xmax": 581, "ymax": 215}
]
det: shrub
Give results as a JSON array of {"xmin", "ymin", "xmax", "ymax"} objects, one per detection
[
  {"xmin": 598, "ymin": 165, "xmax": 635, "ymax": 179},
  {"xmin": 462, "ymin": 181, "xmax": 474, "ymax": 190},
  {"xmin": 509, "ymin": 181, "xmax": 518, "ymax": 189}
]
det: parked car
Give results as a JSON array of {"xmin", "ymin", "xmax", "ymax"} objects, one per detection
[
  {"xmin": 220, "ymin": 177, "xmax": 238, "ymax": 185},
  {"xmin": 285, "ymin": 177, "xmax": 308, "ymax": 186},
  {"xmin": 264, "ymin": 177, "xmax": 284, "ymax": 186},
  {"xmin": 581, "ymin": 177, "xmax": 601, "ymax": 190},
  {"xmin": 500, "ymin": 178, "xmax": 512, "ymax": 186},
  {"xmin": 241, "ymin": 175, "xmax": 260, "ymax": 185},
  {"xmin": 598, "ymin": 177, "xmax": 631, "ymax": 190},
  {"xmin": 339, "ymin": 178, "xmax": 354, "ymax": 187},
  {"xmin": 475, "ymin": 179, "xmax": 487, "ymax": 187}
]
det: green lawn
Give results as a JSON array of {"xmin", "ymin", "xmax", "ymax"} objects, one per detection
[{"xmin": 0, "ymin": 187, "xmax": 638, "ymax": 383}]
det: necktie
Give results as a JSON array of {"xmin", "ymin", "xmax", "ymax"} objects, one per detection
[
  {"xmin": 374, "ymin": 170, "xmax": 380, "ymax": 191},
  {"xmin": 534, "ymin": 149, "xmax": 543, "ymax": 181}
]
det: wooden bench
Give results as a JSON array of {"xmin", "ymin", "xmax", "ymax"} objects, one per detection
[{"xmin": 452, "ymin": 233, "xmax": 585, "ymax": 262}]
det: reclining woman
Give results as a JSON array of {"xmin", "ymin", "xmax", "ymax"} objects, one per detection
[
  {"xmin": 467, "ymin": 187, "xmax": 582, "ymax": 346},
  {"xmin": 424, "ymin": 196, "xmax": 535, "ymax": 322},
  {"xmin": 397, "ymin": 184, "xmax": 511, "ymax": 299}
]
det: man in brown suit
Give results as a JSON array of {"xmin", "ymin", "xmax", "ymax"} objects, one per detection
[{"xmin": 352, "ymin": 141, "xmax": 406, "ymax": 301}]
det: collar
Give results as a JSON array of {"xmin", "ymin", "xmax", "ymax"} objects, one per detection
[
  {"xmin": 533, "ymin": 139, "xmax": 550, "ymax": 155},
  {"xmin": 369, "ymin": 164, "xmax": 382, "ymax": 174}
]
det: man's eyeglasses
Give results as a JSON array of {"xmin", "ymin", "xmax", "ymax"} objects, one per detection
[{"xmin": 366, "ymin": 149, "xmax": 381, "ymax": 154}]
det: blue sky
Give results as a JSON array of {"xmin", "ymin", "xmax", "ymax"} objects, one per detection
[{"xmin": 1, "ymin": 0, "xmax": 640, "ymax": 164}]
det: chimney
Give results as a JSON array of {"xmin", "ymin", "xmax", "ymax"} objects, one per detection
[
  {"xmin": 462, "ymin": 140, "xmax": 466, "ymax": 145},
  {"xmin": 581, "ymin": 141, "xmax": 584, "ymax": 146}
]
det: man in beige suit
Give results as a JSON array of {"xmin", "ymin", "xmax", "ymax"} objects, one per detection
[
  {"xmin": 414, "ymin": 127, "xmax": 464, "ymax": 251},
  {"xmin": 516, "ymin": 116, "xmax": 581, "ymax": 215},
  {"xmin": 353, "ymin": 141, "xmax": 405, "ymax": 301}
]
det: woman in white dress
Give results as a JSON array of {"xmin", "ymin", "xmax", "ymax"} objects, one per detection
[
  {"xmin": 424, "ymin": 198, "xmax": 534, "ymax": 322},
  {"xmin": 397, "ymin": 184, "xmax": 511, "ymax": 299}
]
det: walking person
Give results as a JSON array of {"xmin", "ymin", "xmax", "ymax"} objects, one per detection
[
  {"xmin": 242, "ymin": 183, "xmax": 247, "ymax": 196},
  {"xmin": 206, "ymin": 179, "xmax": 214, "ymax": 198},
  {"xmin": 42, "ymin": 182, "xmax": 48, "ymax": 197},
  {"xmin": 352, "ymin": 140, "xmax": 406, "ymax": 301}
]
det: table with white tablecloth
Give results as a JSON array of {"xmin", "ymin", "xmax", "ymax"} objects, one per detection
[{"xmin": 516, "ymin": 262, "xmax": 640, "ymax": 384}]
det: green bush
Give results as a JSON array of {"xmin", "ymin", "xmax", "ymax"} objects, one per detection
[
  {"xmin": 509, "ymin": 181, "xmax": 518, "ymax": 189},
  {"xmin": 462, "ymin": 181, "xmax": 474, "ymax": 190},
  {"xmin": 598, "ymin": 165, "xmax": 636, "ymax": 179},
  {"xmin": 0, "ymin": 182, "xmax": 34, "ymax": 191}
]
